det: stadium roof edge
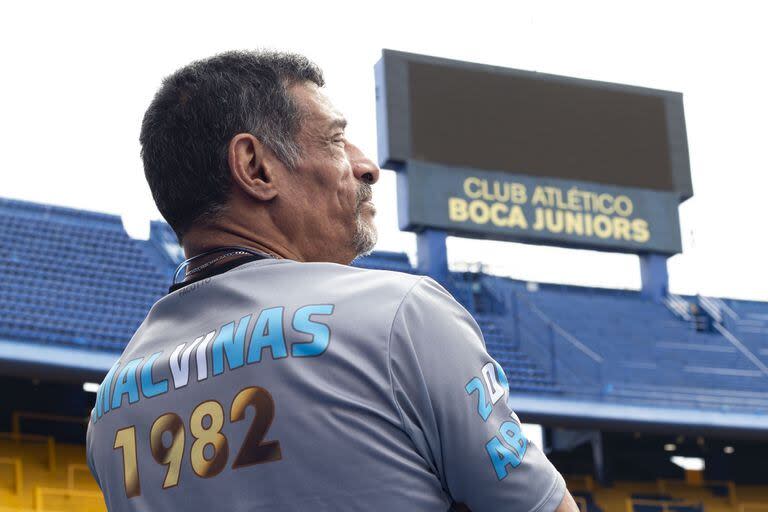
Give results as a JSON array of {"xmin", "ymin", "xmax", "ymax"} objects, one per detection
[
  {"xmin": 485, "ymin": 273, "xmax": 643, "ymax": 298},
  {"xmin": 0, "ymin": 338, "xmax": 118, "ymax": 382},
  {"xmin": 510, "ymin": 393, "xmax": 768, "ymax": 438},
  {"xmin": 0, "ymin": 195, "xmax": 123, "ymax": 228}
]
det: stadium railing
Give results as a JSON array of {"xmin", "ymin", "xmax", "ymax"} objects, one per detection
[
  {"xmin": 34, "ymin": 486, "xmax": 103, "ymax": 512},
  {"xmin": 0, "ymin": 433, "xmax": 56, "ymax": 473},
  {"xmin": 0, "ymin": 456, "xmax": 23, "ymax": 496},
  {"xmin": 625, "ymin": 498, "xmax": 703, "ymax": 512},
  {"xmin": 739, "ymin": 503, "xmax": 768, "ymax": 512},
  {"xmin": 0, "ymin": 424, "xmax": 105, "ymax": 512},
  {"xmin": 657, "ymin": 478, "xmax": 738, "ymax": 506},
  {"xmin": 664, "ymin": 294, "xmax": 693, "ymax": 321},
  {"xmin": 482, "ymin": 277, "xmax": 605, "ymax": 388}
]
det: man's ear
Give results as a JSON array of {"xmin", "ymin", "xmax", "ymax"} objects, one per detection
[{"xmin": 228, "ymin": 133, "xmax": 280, "ymax": 201}]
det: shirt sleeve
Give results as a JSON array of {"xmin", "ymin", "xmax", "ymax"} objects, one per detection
[
  {"xmin": 388, "ymin": 277, "xmax": 566, "ymax": 512},
  {"xmin": 85, "ymin": 415, "xmax": 102, "ymax": 491}
]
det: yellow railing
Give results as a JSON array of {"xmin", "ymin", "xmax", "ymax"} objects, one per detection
[
  {"xmin": 0, "ymin": 456, "xmax": 23, "ymax": 495},
  {"xmin": 11, "ymin": 412, "xmax": 87, "ymax": 438},
  {"xmin": 34, "ymin": 486, "xmax": 104, "ymax": 512},
  {"xmin": 568, "ymin": 474, "xmax": 596, "ymax": 492},
  {"xmin": 66, "ymin": 463, "xmax": 91, "ymax": 490},
  {"xmin": 6, "ymin": 411, "xmax": 89, "ymax": 475},
  {"xmin": 656, "ymin": 478, "xmax": 738, "ymax": 505},
  {"xmin": 739, "ymin": 503, "xmax": 768, "ymax": 512},
  {"xmin": 0, "ymin": 432, "xmax": 56, "ymax": 472},
  {"xmin": 0, "ymin": 508, "xmax": 64, "ymax": 512},
  {"xmin": 626, "ymin": 498, "xmax": 702, "ymax": 512}
]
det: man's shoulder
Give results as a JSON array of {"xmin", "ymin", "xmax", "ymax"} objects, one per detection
[
  {"xmin": 311, "ymin": 260, "xmax": 422, "ymax": 285},
  {"xmin": 138, "ymin": 260, "xmax": 432, "ymax": 349},
  {"xmin": 233, "ymin": 260, "xmax": 465, "ymax": 319},
  {"xmin": 238, "ymin": 259, "xmax": 426, "ymax": 296}
]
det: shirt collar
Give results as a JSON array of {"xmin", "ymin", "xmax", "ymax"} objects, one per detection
[{"xmin": 168, "ymin": 253, "xmax": 272, "ymax": 294}]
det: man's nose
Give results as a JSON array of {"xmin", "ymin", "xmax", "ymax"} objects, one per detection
[{"xmin": 348, "ymin": 143, "xmax": 381, "ymax": 185}]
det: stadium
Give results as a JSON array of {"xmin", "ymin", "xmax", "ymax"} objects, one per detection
[{"xmin": 2, "ymin": 25, "xmax": 768, "ymax": 512}]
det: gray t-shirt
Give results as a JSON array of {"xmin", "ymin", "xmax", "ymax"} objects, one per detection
[{"xmin": 87, "ymin": 258, "xmax": 565, "ymax": 511}]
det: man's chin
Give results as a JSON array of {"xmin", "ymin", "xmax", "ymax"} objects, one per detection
[
  {"xmin": 351, "ymin": 221, "xmax": 378, "ymax": 261},
  {"xmin": 355, "ymin": 244, "xmax": 375, "ymax": 259},
  {"xmin": 354, "ymin": 235, "xmax": 377, "ymax": 259}
]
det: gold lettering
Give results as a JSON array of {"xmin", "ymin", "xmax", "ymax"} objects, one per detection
[
  {"xmin": 544, "ymin": 187, "xmax": 558, "ymax": 206},
  {"xmin": 468, "ymin": 200, "xmax": 490, "ymax": 224},
  {"xmin": 480, "ymin": 180, "xmax": 493, "ymax": 201},
  {"xmin": 584, "ymin": 213, "xmax": 594, "ymax": 236},
  {"xmin": 553, "ymin": 188, "xmax": 568, "ymax": 209},
  {"xmin": 463, "ymin": 177, "xmax": 482, "ymax": 199},
  {"xmin": 531, "ymin": 187, "xmax": 548, "ymax": 207},
  {"xmin": 564, "ymin": 212, "xmax": 584, "ymax": 235},
  {"xmin": 612, "ymin": 217, "xmax": 631, "ymax": 240},
  {"xmin": 632, "ymin": 219, "xmax": 650, "ymax": 243},
  {"xmin": 581, "ymin": 191, "xmax": 594, "ymax": 211},
  {"xmin": 566, "ymin": 187, "xmax": 583, "ymax": 212},
  {"xmin": 597, "ymin": 194, "xmax": 614, "ymax": 215},
  {"xmin": 448, "ymin": 197, "xmax": 468, "ymax": 222},
  {"xmin": 614, "ymin": 195, "xmax": 633, "ymax": 217},
  {"xmin": 507, "ymin": 206, "xmax": 528, "ymax": 229},
  {"xmin": 490, "ymin": 203, "xmax": 508, "ymax": 226},
  {"xmin": 593, "ymin": 215, "xmax": 612, "ymax": 239},
  {"xmin": 491, "ymin": 181, "xmax": 510, "ymax": 202},
  {"xmin": 545, "ymin": 209, "xmax": 564, "ymax": 233},
  {"xmin": 510, "ymin": 183, "xmax": 527, "ymax": 204}
]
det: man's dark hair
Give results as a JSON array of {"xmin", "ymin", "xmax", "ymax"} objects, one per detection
[{"xmin": 140, "ymin": 50, "xmax": 325, "ymax": 242}]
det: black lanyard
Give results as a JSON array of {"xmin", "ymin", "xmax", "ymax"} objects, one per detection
[{"xmin": 169, "ymin": 246, "xmax": 273, "ymax": 293}]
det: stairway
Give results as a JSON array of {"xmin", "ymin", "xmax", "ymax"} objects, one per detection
[{"xmin": 475, "ymin": 315, "xmax": 561, "ymax": 393}]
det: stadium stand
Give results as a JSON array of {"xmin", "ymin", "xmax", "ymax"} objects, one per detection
[
  {"xmin": 3, "ymin": 194, "xmax": 768, "ymax": 409},
  {"xmin": 0, "ymin": 198, "xmax": 169, "ymax": 353},
  {"xmin": 0, "ymin": 432, "xmax": 105, "ymax": 511},
  {"xmin": 6, "ymin": 195, "xmax": 767, "ymax": 410},
  {"xmin": 2, "ymin": 196, "xmax": 768, "ymax": 510},
  {"xmin": 1, "ymin": 429, "xmax": 766, "ymax": 512},
  {"xmin": 477, "ymin": 277, "xmax": 768, "ymax": 412}
]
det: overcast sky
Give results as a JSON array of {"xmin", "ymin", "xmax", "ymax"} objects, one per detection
[{"xmin": 1, "ymin": 1, "xmax": 766, "ymax": 300}]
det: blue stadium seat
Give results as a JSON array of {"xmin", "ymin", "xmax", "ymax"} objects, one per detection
[
  {"xmin": 0, "ymin": 197, "xmax": 169, "ymax": 353},
  {"xmin": 3, "ymin": 195, "xmax": 768, "ymax": 416}
]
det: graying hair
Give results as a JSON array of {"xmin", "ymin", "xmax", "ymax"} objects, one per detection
[{"xmin": 140, "ymin": 50, "xmax": 325, "ymax": 242}]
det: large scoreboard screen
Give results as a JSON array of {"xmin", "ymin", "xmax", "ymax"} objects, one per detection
[{"xmin": 375, "ymin": 50, "xmax": 692, "ymax": 254}]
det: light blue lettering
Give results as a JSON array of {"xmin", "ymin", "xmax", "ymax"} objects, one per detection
[
  {"xmin": 494, "ymin": 361, "xmax": 510, "ymax": 395},
  {"xmin": 499, "ymin": 420, "xmax": 528, "ymax": 463},
  {"xmin": 465, "ymin": 377, "xmax": 492, "ymax": 421},
  {"xmin": 98, "ymin": 361, "xmax": 121, "ymax": 418},
  {"xmin": 485, "ymin": 436, "xmax": 520, "ymax": 480},
  {"xmin": 291, "ymin": 305, "xmax": 334, "ymax": 357},
  {"xmin": 111, "ymin": 358, "xmax": 143, "ymax": 410},
  {"xmin": 140, "ymin": 352, "xmax": 168, "ymax": 399},
  {"xmin": 247, "ymin": 307, "xmax": 287, "ymax": 363},
  {"xmin": 213, "ymin": 315, "xmax": 251, "ymax": 374}
]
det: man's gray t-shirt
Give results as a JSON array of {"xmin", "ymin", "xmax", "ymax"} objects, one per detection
[{"xmin": 86, "ymin": 258, "xmax": 566, "ymax": 511}]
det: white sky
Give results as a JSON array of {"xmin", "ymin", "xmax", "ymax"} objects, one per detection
[{"xmin": 1, "ymin": 1, "xmax": 766, "ymax": 300}]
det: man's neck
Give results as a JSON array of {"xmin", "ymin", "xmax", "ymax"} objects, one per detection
[{"xmin": 181, "ymin": 228, "xmax": 303, "ymax": 266}]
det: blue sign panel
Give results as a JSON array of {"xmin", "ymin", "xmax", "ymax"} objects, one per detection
[{"xmin": 399, "ymin": 161, "xmax": 682, "ymax": 254}]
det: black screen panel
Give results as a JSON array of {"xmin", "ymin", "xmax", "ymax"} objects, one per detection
[{"xmin": 408, "ymin": 61, "xmax": 674, "ymax": 191}]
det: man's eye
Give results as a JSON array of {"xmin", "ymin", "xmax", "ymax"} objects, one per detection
[{"xmin": 332, "ymin": 134, "xmax": 346, "ymax": 147}]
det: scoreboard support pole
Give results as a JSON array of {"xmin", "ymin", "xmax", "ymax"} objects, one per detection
[
  {"xmin": 640, "ymin": 254, "xmax": 669, "ymax": 302},
  {"xmin": 416, "ymin": 229, "xmax": 449, "ymax": 283},
  {"xmin": 415, "ymin": 231, "xmax": 671, "ymax": 304}
]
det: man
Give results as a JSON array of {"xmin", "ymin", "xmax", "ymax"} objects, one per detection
[{"xmin": 86, "ymin": 50, "xmax": 579, "ymax": 511}]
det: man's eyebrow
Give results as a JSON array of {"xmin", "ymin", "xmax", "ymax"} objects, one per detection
[{"xmin": 328, "ymin": 117, "xmax": 347, "ymax": 131}]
